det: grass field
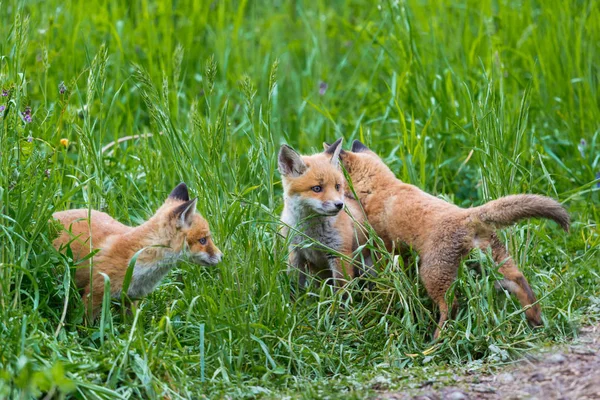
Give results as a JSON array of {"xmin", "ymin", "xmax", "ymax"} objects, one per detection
[{"xmin": 1, "ymin": 0, "xmax": 599, "ymax": 398}]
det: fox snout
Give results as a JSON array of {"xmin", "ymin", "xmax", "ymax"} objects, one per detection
[
  {"xmin": 193, "ymin": 250, "xmax": 223, "ymax": 266},
  {"xmin": 207, "ymin": 248, "xmax": 224, "ymax": 265},
  {"xmin": 321, "ymin": 200, "xmax": 344, "ymax": 215},
  {"xmin": 212, "ymin": 251, "xmax": 224, "ymax": 264}
]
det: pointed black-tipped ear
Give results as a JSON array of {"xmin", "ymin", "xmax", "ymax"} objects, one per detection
[
  {"xmin": 323, "ymin": 141, "xmax": 347, "ymax": 156},
  {"xmin": 169, "ymin": 182, "xmax": 190, "ymax": 201},
  {"xmin": 324, "ymin": 137, "xmax": 343, "ymax": 167},
  {"xmin": 278, "ymin": 144, "xmax": 307, "ymax": 177},
  {"xmin": 324, "ymin": 138, "xmax": 343, "ymax": 155},
  {"xmin": 351, "ymin": 140, "xmax": 370, "ymax": 153},
  {"xmin": 173, "ymin": 198, "xmax": 197, "ymax": 228}
]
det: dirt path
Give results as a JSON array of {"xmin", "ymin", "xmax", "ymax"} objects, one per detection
[{"xmin": 377, "ymin": 324, "xmax": 600, "ymax": 400}]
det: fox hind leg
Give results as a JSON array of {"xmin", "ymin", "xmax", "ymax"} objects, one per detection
[
  {"xmin": 490, "ymin": 234, "xmax": 542, "ymax": 327},
  {"xmin": 419, "ymin": 254, "xmax": 460, "ymax": 340}
]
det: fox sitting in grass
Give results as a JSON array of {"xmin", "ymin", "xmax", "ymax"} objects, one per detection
[
  {"xmin": 326, "ymin": 140, "xmax": 569, "ymax": 339},
  {"xmin": 278, "ymin": 138, "xmax": 372, "ymax": 290},
  {"xmin": 53, "ymin": 183, "xmax": 223, "ymax": 318}
]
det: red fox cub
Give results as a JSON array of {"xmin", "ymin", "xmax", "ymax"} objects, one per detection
[
  {"xmin": 329, "ymin": 140, "xmax": 569, "ymax": 339},
  {"xmin": 278, "ymin": 138, "xmax": 372, "ymax": 290},
  {"xmin": 53, "ymin": 183, "xmax": 223, "ymax": 317}
]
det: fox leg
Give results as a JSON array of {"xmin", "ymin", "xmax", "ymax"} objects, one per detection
[
  {"xmin": 83, "ymin": 271, "xmax": 115, "ymax": 322},
  {"xmin": 490, "ymin": 234, "xmax": 542, "ymax": 327},
  {"xmin": 327, "ymin": 251, "xmax": 355, "ymax": 290},
  {"xmin": 419, "ymin": 257, "xmax": 459, "ymax": 340},
  {"xmin": 82, "ymin": 284, "xmax": 104, "ymax": 322},
  {"xmin": 122, "ymin": 299, "xmax": 140, "ymax": 318},
  {"xmin": 288, "ymin": 250, "xmax": 309, "ymax": 295}
]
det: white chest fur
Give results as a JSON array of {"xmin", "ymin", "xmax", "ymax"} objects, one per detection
[
  {"xmin": 281, "ymin": 197, "xmax": 343, "ymax": 270},
  {"xmin": 123, "ymin": 253, "xmax": 181, "ymax": 298}
]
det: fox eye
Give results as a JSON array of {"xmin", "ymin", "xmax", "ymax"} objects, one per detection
[
  {"xmin": 311, "ymin": 186, "xmax": 322, "ymax": 193},
  {"xmin": 335, "ymin": 184, "xmax": 341, "ymax": 191},
  {"xmin": 199, "ymin": 237, "xmax": 207, "ymax": 245}
]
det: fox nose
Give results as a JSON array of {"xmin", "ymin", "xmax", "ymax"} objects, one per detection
[{"xmin": 334, "ymin": 201, "xmax": 344, "ymax": 210}]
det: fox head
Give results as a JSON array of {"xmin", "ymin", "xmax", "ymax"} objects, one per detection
[
  {"xmin": 156, "ymin": 183, "xmax": 223, "ymax": 266},
  {"xmin": 323, "ymin": 139, "xmax": 396, "ymax": 196},
  {"xmin": 278, "ymin": 137, "xmax": 346, "ymax": 216}
]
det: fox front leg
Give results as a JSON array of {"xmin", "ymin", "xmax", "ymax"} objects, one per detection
[
  {"xmin": 288, "ymin": 250, "xmax": 309, "ymax": 294},
  {"xmin": 327, "ymin": 253, "xmax": 354, "ymax": 289}
]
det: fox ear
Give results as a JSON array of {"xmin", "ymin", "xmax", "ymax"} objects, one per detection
[
  {"xmin": 173, "ymin": 198, "xmax": 197, "ymax": 229},
  {"xmin": 278, "ymin": 145, "xmax": 307, "ymax": 177},
  {"xmin": 324, "ymin": 137, "xmax": 343, "ymax": 167},
  {"xmin": 351, "ymin": 140, "xmax": 370, "ymax": 153},
  {"xmin": 169, "ymin": 182, "xmax": 190, "ymax": 201},
  {"xmin": 323, "ymin": 141, "xmax": 347, "ymax": 156}
]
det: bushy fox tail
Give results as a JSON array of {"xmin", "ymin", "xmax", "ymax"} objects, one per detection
[{"xmin": 472, "ymin": 194, "xmax": 570, "ymax": 232}]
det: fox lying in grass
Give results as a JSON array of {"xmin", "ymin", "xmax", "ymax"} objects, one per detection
[
  {"xmin": 326, "ymin": 140, "xmax": 569, "ymax": 339},
  {"xmin": 279, "ymin": 138, "xmax": 372, "ymax": 290},
  {"xmin": 53, "ymin": 183, "xmax": 223, "ymax": 318}
]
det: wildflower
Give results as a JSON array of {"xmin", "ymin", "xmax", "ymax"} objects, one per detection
[
  {"xmin": 44, "ymin": 169, "xmax": 51, "ymax": 178},
  {"xmin": 59, "ymin": 81, "xmax": 67, "ymax": 95},
  {"xmin": 578, "ymin": 138, "xmax": 587, "ymax": 157},
  {"xmin": 60, "ymin": 138, "xmax": 69, "ymax": 147},
  {"xmin": 0, "ymin": 105, "xmax": 5, "ymax": 114},
  {"xmin": 27, "ymin": 136, "xmax": 33, "ymax": 143},
  {"xmin": 21, "ymin": 107, "xmax": 32, "ymax": 123},
  {"xmin": 1, "ymin": 89, "xmax": 8, "ymax": 97},
  {"xmin": 319, "ymin": 81, "xmax": 328, "ymax": 96}
]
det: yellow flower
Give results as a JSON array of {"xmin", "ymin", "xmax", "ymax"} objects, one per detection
[{"xmin": 60, "ymin": 138, "xmax": 69, "ymax": 148}]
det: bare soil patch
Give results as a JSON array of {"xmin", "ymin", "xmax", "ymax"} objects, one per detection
[{"xmin": 377, "ymin": 324, "xmax": 600, "ymax": 400}]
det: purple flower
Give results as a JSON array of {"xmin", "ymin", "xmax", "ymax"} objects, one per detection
[
  {"xmin": 319, "ymin": 81, "xmax": 328, "ymax": 96},
  {"xmin": 27, "ymin": 136, "xmax": 33, "ymax": 143},
  {"xmin": 21, "ymin": 107, "xmax": 32, "ymax": 123},
  {"xmin": 1, "ymin": 89, "xmax": 8, "ymax": 97},
  {"xmin": 0, "ymin": 105, "xmax": 5, "ymax": 114},
  {"xmin": 59, "ymin": 81, "xmax": 67, "ymax": 95}
]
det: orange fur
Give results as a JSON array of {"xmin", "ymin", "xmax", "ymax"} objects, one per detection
[
  {"xmin": 279, "ymin": 138, "xmax": 371, "ymax": 289},
  {"xmin": 52, "ymin": 183, "xmax": 222, "ymax": 318},
  {"xmin": 335, "ymin": 140, "xmax": 569, "ymax": 339}
]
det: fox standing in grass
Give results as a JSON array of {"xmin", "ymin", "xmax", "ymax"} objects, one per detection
[
  {"xmin": 330, "ymin": 140, "xmax": 569, "ymax": 339},
  {"xmin": 53, "ymin": 183, "xmax": 223, "ymax": 317},
  {"xmin": 279, "ymin": 138, "xmax": 371, "ymax": 289}
]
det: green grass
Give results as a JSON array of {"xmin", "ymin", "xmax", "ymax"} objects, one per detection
[{"xmin": 1, "ymin": 0, "xmax": 599, "ymax": 398}]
